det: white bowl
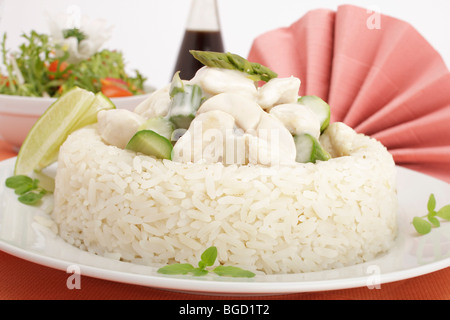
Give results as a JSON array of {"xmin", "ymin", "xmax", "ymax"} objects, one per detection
[{"xmin": 0, "ymin": 92, "xmax": 152, "ymax": 150}]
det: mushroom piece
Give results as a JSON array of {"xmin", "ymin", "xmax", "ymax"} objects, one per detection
[
  {"xmin": 97, "ymin": 109, "xmax": 146, "ymax": 149},
  {"xmin": 269, "ymin": 103, "xmax": 321, "ymax": 139},
  {"xmin": 257, "ymin": 76, "xmax": 301, "ymax": 111}
]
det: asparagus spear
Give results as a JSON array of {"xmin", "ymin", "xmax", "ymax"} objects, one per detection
[
  {"xmin": 168, "ymin": 71, "xmax": 204, "ymax": 129},
  {"xmin": 190, "ymin": 50, "xmax": 278, "ymax": 82}
]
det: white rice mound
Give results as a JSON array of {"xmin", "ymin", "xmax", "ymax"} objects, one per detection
[{"xmin": 52, "ymin": 125, "xmax": 398, "ymax": 274}]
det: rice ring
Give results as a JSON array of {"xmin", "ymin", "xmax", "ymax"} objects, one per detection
[{"xmin": 52, "ymin": 124, "xmax": 397, "ymax": 274}]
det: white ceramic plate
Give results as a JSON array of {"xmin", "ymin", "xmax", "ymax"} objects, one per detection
[{"xmin": 0, "ymin": 157, "xmax": 449, "ymax": 295}]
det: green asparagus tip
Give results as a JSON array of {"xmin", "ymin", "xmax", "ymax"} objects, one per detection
[{"xmin": 189, "ymin": 50, "xmax": 277, "ymax": 82}]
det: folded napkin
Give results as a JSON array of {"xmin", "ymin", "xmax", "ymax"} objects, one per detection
[{"xmin": 248, "ymin": 5, "xmax": 450, "ymax": 183}]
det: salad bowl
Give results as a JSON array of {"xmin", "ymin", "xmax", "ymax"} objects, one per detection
[
  {"xmin": 0, "ymin": 92, "xmax": 152, "ymax": 149},
  {"xmin": 0, "ymin": 25, "xmax": 154, "ymax": 150}
]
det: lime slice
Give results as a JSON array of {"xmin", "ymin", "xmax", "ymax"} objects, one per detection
[{"xmin": 14, "ymin": 87, "xmax": 115, "ymax": 175}]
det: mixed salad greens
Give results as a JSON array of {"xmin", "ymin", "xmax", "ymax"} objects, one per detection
[{"xmin": 0, "ymin": 29, "xmax": 146, "ymax": 98}]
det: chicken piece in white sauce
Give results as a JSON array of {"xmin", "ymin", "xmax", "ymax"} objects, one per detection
[
  {"xmin": 251, "ymin": 112, "xmax": 297, "ymax": 166},
  {"xmin": 269, "ymin": 103, "xmax": 321, "ymax": 139},
  {"xmin": 172, "ymin": 110, "xmax": 242, "ymax": 164},
  {"xmin": 319, "ymin": 122, "xmax": 357, "ymax": 157},
  {"xmin": 134, "ymin": 84, "xmax": 171, "ymax": 119},
  {"xmin": 197, "ymin": 92, "xmax": 263, "ymax": 131},
  {"xmin": 257, "ymin": 76, "xmax": 301, "ymax": 111},
  {"xmin": 95, "ymin": 57, "xmax": 331, "ymax": 167},
  {"xmin": 189, "ymin": 67, "xmax": 257, "ymax": 100},
  {"xmin": 97, "ymin": 109, "xmax": 145, "ymax": 149}
]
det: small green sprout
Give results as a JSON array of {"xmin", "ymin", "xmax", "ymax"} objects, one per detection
[
  {"xmin": 5, "ymin": 175, "xmax": 50, "ymax": 205},
  {"xmin": 412, "ymin": 194, "xmax": 450, "ymax": 235},
  {"xmin": 157, "ymin": 246, "xmax": 255, "ymax": 278}
]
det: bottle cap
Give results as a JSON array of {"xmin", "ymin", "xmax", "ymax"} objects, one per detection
[{"xmin": 186, "ymin": 0, "xmax": 221, "ymax": 32}]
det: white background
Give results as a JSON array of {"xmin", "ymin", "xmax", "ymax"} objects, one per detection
[{"xmin": 1, "ymin": 0, "xmax": 450, "ymax": 89}]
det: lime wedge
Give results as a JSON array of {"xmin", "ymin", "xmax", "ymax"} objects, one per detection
[{"xmin": 14, "ymin": 87, "xmax": 115, "ymax": 175}]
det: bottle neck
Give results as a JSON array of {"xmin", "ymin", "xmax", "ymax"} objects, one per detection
[{"xmin": 186, "ymin": 0, "xmax": 221, "ymax": 32}]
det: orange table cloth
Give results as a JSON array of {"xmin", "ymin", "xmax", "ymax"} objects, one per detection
[{"xmin": 0, "ymin": 139, "xmax": 449, "ymax": 300}]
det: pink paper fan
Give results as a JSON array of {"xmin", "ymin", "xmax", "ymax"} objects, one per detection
[{"xmin": 248, "ymin": 4, "xmax": 450, "ymax": 183}]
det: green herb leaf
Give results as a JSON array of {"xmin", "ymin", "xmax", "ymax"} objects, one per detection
[
  {"xmin": 18, "ymin": 191, "xmax": 45, "ymax": 205},
  {"xmin": 437, "ymin": 205, "xmax": 450, "ymax": 221},
  {"xmin": 14, "ymin": 183, "xmax": 35, "ymax": 195},
  {"xmin": 157, "ymin": 263, "xmax": 195, "ymax": 275},
  {"xmin": 200, "ymin": 246, "xmax": 217, "ymax": 268},
  {"xmin": 191, "ymin": 268, "xmax": 209, "ymax": 277},
  {"xmin": 427, "ymin": 215, "xmax": 440, "ymax": 228},
  {"xmin": 157, "ymin": 246, "xmax": 255, "ymax": 278},
  {"xmin": 5, "ymin": 175, "xmax": 50, "ymax": 206},
  {"xmin": 5, "ymin": 175, "xmax": 33, "ymax": 188},
  {"xmin": 412, "ymin": 217, "xmax": 432, "ymax": 235},
  {"xmin": 213, "ymin": 266, "xmax": 256, "ymax": 278},
  {"xmin": 412, "ymin": 194, "xmax": 450, "ymax": 235},
  {"xmin": 427, "ymin": 194, "xmax": 436, "ymax": 212},
  {"xmin": 62, "ymin": 28, "xmax": 87, "ymax": 43}
]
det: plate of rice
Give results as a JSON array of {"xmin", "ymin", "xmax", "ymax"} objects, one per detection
[{"xmin": 0, "ymin": 52, "xmax": 449, "ymax": 295}]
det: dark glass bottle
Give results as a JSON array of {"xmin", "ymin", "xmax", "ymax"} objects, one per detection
[{"xmin": 173, "ymin": 0, "xmax": 225, "ymax": 80}]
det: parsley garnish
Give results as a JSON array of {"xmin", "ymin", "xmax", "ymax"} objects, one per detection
[
  {"xmin": 412, "ymin": 194, "xmax": 450, "ymax": 235},
  {"xmin": 62, "ymin": 28, "xmax": 87, "ymax": 43},
  {"xmin": 5, "ymin": 175, "xmax": 50, "ymax": 205},
  {"xmin": 157, "ymin": 246, "xmax": 255, "ymax": 278}
]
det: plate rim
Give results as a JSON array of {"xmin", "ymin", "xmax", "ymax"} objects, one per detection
[{"xmin": 1, "ymin": 234, "xmax": 449, "ymax": 295}]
